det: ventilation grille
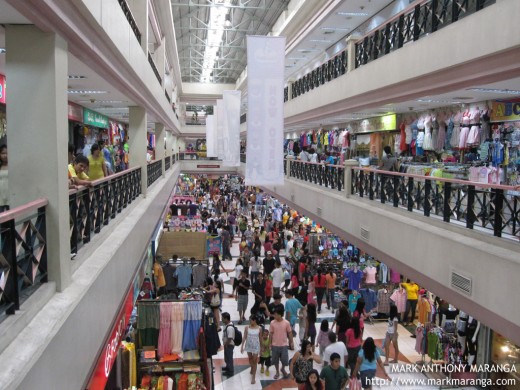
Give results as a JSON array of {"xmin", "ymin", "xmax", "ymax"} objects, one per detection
[
  {"xmin": 451, "ymin": 271, "xmax": 472, "ymax": 296},
  {"xmin": 360, "ymin": 227, "xmax": 370, "ymax": 241},
  {"xmin": 317, "ymin": 207, "xmax": 322, "ymax": 216},
  {"xmin": 290, "ymin": 194, "xmax": 295, "ymax": 202}
]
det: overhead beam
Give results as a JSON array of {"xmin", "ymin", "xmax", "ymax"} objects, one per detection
[{"xmin": 171, "ymin": 0, "xmax": 268, "ymax": 10}]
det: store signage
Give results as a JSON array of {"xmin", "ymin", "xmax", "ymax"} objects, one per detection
[
  {"xmin": 67, "ymin": 102, "xmax": 83, "ymax": 122},
  {"xmin": 491, "ymin": 99, "xmax": 520, "ymax": 122},
  {"xmin": 0, "ymin": 74, "xmax": 6, "ymax": 104},
  {"xmin": 87, "ymin": 257, "xmax": 148, "ymax": 390},
  {"xmin": 83, "ymin": 108, "xmax": 109, "ymax": 128},
  {"xmin": 357, "ymin": 114, "xmax": 397, "ymax": 133},
  {"xmin": 197, "ymin": 164, "xmax": 220, "ymax": 168},
  {"xmin": 206, "ymin": 235, "xmax": 222, "ymax": 257}
]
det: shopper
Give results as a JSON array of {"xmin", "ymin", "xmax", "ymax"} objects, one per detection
[
  {"xmin": 68, "ymin": 154, "xmax": 92, "ymax": 187},
  {"xmin": 263, "ymin": 250, "xmax": 276, "ymax": 274},
  {"xmin": 320, "ymin": 352, "xmax": 349, "ymax": 390},
  {"xmin": 241, "ymin": 315, "xmax": 261, "ymax": 384},
  {"xmin": 222, "ymin": 312, "xmax": 235, "ymax": 376},
  {"xmin": 221, "ymin": 225, "xmax": 232, "ymax": 260},
  {"xmin": 285, "ymin": 290, "xmax": 303, "ymax": 336},
  {"xmin": 384, "ymin": 305, "xmax": 400, "ymax": 365},
  {"xmin": 379, "ymin": 145, "xmax": 398, "ymax": 171},
  {"xmin": 205, "ymin": 278, "xmax": 223, "ymax": 331},
  {"xmin": 316, "ymin": 320, "xmax": 332, "ymax": 358},
  {"xmin": 269, "ymin": 307, "xmax": 294, "ymax": 380},
  {"xmin": 323, "ymin": 332, "xmax": 347, "ymax": 367},
  {"xmin": 304, "ymin": 303, "xmax": 318, "ymax": 348},
  {"xmin": 268, "ymin": 293, "xmax": 284, "ymax": 322},
  {"xmin": 87, "ymin": 143, "xmax": 107, "ymax": 180},
  {"xmin": 314, "ymin": 268, "xmax": 327, "ymax": 313},
  {"xmin": 289, "ymin": 339, "xmax": 322, "ymax": 384},
  {"xmin": 235, "ymin": 270, "xmax": 251, "ymax": 324},
  {"xmin": 345, "ymin": 317, "xmax": 363, "ymax": 376},
  {"xmin": 259, "ymin": 327, "xmax": 272, "ymax": 376},
  {"xmin": 272, "ymin": 260, "xmax": 284, "ymax": 297},
  {"xmin": 401, "ymin": 280, "xmax": 419, "ymax": 326},
  {"xmin": 211, "ymin": 253, "xmax": 229, "ymax": 280},
  {"xmin": 352, "ymin": 337, "xmax": 390, "ymax": 389},
  {"xmin": 325, "ymin": 269, "xmax": 337, "ymax": 312},
  {"xmin": 299, "ymin": 369, "xmax": 324, "ymax": 390},
  {"xmin": 332, "ymin": 300, "xmax": 351, "ymax": 344},
  {"xmin": 153, "ymin": 255, "xmax": 166, "ymax": 297}
]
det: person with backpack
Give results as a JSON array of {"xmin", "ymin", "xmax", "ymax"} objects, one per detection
[{"xmin": 222, "ymin": 312, "xmax": 242, "ymax": 376}]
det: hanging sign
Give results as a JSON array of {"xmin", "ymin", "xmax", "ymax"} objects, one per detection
[
  {"xmin": 222, "ymin": 90, "xmax": 241, "ymax": 167},
  {"xmin": 356, "ymin": 114, "xmax": 397, "ymax": 133},
  {"xmin": 246, "ymin": 36, "xmax": 286, "ymax": 185},
  {"xmin": 216, "ymin": 99, "xmax": 226, "ymax": 160},
  {"xmin": 0, "ymin": 74, "xmax": 6, "ymax": 104},
  {"xmin": 68, "ymin": 102, "xmax": 83, "ymax": 122},
  {"xmin": 490, "ymin": 99, "xmax": 520, "ymax": 122},
  {"xmin": 206, "ymin": 235, "xmax": 222, "ymax": 257},
  {"xmin": 83, "ymin": 108, "xmax": 109, "ymax": 128},
  {"xmin": 206, "ymin": 115, "xmax": 216, "ymax": 157}
]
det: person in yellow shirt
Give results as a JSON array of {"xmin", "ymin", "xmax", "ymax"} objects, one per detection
[
  {"xmin": 400, "ymin": 281, "xmax": 419, "ymax": 326},
  {"xmin": 87, "ymin": 143, "xmax": 107, "ymax": 180},
  {"xmin": 68, "ymin": 155, "xmax": 92, "ymax": 187},
  {"xmin": 153, "ymin": 255, "xmax": 166, "ymax": 297}
]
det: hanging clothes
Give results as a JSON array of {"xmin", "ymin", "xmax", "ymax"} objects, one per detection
[
  {"xmin": 170, "ymin": 303, "xmax": 185, "ymax": 354},
  {"xmin": 182, "ymin": 301, "xmax": 202, "ymax": 351},
  {"xmin": 158, "ymin": 302, "xmax": 174, "ymax": 357}
]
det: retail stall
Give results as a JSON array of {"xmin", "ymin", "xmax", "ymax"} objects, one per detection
[{"xmin": 157, "ymin": 231, "xmax": 207, "ymax": 260}]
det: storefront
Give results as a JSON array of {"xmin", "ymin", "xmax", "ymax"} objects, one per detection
[
  {"xmin": 489, "ymin": 332, "xmax": 520, "ymax": 389},
  {"xmin": 353, "ymin": 114, "xmax": 398, "ymax": 162}
]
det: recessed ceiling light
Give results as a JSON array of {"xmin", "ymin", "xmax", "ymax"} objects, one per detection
[
  {"xmin": 67, "ymin": 90, "xmax": 108, "ymax": 94},
  {"xmin": 466, "ymin": 88, "xmax": 520, "ymax": 95},
  {"xmin": 320, "ymin": 27, "xmax": 350, "ymax": 31},
  {"xmin": 309, "ymin": 39, "xmax": 333, "ymax": 43},
  {"xmin": 68, "ymin": 75, "xmax": 87, "ymax": 79},
  {"xmin": 337, "ymin": 12, "xmax": 369, "ymax": 16}
]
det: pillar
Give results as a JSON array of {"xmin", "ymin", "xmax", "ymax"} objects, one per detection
[
  {"xmin": 344, "ymin": 159, "xmax": 358, "ymax": 198},
  {"xmin": 128, "ymin": 106, "xmax": 147, "ymax": 196},
  {"xmin": 346, "ymin": 36, "xmax": 359, "ymax": 73},
  {"xmin": 286, "ymin": 155, "xmax": 294, "ymax": 178},
  {"xmin": 127, "ymin": 0, "xmax": 149, "ymax": 53},
  {"xmin": 155, "ymin": 123, "xmax": 165, "ymax": 177},
  {"xmin": 6, "ymin": 25, "xmax": 70, "ymax": 290},
  {"xmin": 165, "ymin": 131, "xmax": 174, "ymax": 157}
]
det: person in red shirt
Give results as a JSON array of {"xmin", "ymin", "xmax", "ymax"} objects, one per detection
[
  {"xmin": 313, "ymin": 268, "xmax": 327, "ymax": 313},
  {"xmin": 265, "ymin": 272, "xmax": 273, "ymax": 305}
]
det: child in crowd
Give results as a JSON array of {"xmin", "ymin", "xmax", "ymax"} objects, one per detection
[
  {"xmin": 259, "ymin": 328, "xmax": 272, "ymax": 376},
  {"xmin": 316, "ymin": 320, "xmax": 332, "ymax": 358}
]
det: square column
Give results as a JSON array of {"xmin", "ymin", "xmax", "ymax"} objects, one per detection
[
  {"xmin": 127, "ymin": 0, "xmax": 149, "ymax": 53},
  {"xmin": 155, "ymin": 123, "xmax": 165, "ymax": 177},
  {"xmin": 6, "ymin": 25, "xmax": 70, "ymax": 290},
  {"xmin": 128, "ymin": 106, "xmax": 147, "ymax": 196},
  {"xmin": 165, "ymin": 132, "xmax": 174, "ymax": 157}
]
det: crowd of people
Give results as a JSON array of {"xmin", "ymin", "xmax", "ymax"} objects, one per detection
[{"xmin": 172, "ymin": 176, "xmax": 398, "ymax": 389}]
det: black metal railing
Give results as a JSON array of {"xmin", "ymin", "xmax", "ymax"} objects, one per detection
[
  {"xmin": 289, "ymin": 160, "xmax": 344, "ymax": 192},
  {"xmin": 240, "ymin": 154, "xmax": 246, "ymax": 163},
  {"xmin": 165, "ymin": 156, "xmax": 171, "ymax": 171},
  {"xmin": 355, "ymin": 0, "xmax": 495, "ymax": 68},
  {"xmin": 118, "ymin": 0, "xmax": 141, "ymax": 44},
  {"xmin": 240, "ymin": 113, "xmax": 247, "ymax": 124},
  {"xmin": 351, "ymin": 167, "xmax": 519, "ymax": 240},
  {"xmin": 178, "ymin": 152, "xmax": 219, "ymax": 161},
  {"xmin": 148, "ymin": 52, "xmax": 162, "ymax": 84},
  {"xmin": 291, "ymin": 51, "xmax": 347, "ymax": 100},
  {"xmin": 165, "ymin": 90, "xmax": 171, "ymax": 103},
  {"xmin": 284, "ymin": 86, "xmax": 288, "ymax": 103},
  {"xmin": 0, "ymin": 199, "xmax": 48, "ymax": 318},
  {"xmin": 147, "ymin": 160, "xmax": 162, "ymax": 187},
  {"xmin": 69, "ymin": 167, "xmax": 142, "ymax": 255}
]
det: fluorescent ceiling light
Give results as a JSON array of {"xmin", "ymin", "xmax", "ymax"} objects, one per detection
[
  {"xmin": 309, "ymin": 39, "xmax": 333, "ymax": 43},
  {"xmin": 79, "ymin": 100, "xmax": 124, "ymax": 103},
  {"xmin": 297, "ymin": 48, "xmax": 321, "ymax": 53},
  {"xmin": 467, "ymin": 88, "xmax": 520, "ymax": 95},
  {"xmin": 337, "ymin": 12, "xmax": 369, "ymax": 16},
  {"xmin": 68, "ymin": 75, "xmax": 87, "ymax": 79},
  {"xmin": 67, "ymin": 90, "xmax": 108, "ymax": 94},
  {"xmin": 417, "ymin": 98, "xmax": 462, "ymax": 104},
  {"xmin": 320, "ymin": 27, "xmax": 350, "ymax": 31},
  {"xmin": 200, "ymin": 0, "xmax": 231, "ymax": 83}
]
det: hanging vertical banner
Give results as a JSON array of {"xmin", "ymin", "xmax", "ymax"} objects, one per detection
[
  {"xmin": 246, "ymin": 36, "xmax": 285, "ymax": 185},
  {"xmin": 216, "ymin": 99, "xmax": 226, "ymax": 160},
  {"xmin": 206, "ymin": 115, "xmax": 216, "ymax": 157},
  {"xmin": 223, "ymin": 90, "xmax": 241, "ymax": 166}
]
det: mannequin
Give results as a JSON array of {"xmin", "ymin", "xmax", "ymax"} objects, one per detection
[
  {"xmin": 423, "ymin": 114, "xmax": 433, "ymax": 150},
  {"xmin": 459, "ymin": 109, "xmax": 471, "ymax": 149},
  {"xmin": 467, "ymin": 107, "xmax": 481, "ymax": 145},
  {"xmin": 450, "ymin": 111, "xmax": 462, "ymax": 147},
  {"xmin": 436, "ymin": 112, "xmax": 446, "ymax": 151},
  {"xmin": 363, "ymin": 261, "xmax": 377, "ymax": 285},
  {"xmin": 457, "ymin": 311, "xmax": 469, "ymax": 354},
  {"xmin": 466, "ymin": 317, "xmax": 480, "ymax": 365},
  {"xmin": 442, "ymin": 304, "xmax": 459, "ymax": 333}
]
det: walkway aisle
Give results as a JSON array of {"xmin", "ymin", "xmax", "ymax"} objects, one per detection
[{"xmin": 211, "ymin": 238, "xmax": 476, "ymax": 390}]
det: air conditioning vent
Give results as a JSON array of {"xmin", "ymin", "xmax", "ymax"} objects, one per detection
[
  {"xmin": 317, "ymin": 207, "xmax": 322, "ymax": 216},
  {"xmin": 360, "ymin": 227, "xmax": 369, "ymax": 241},
  {"xmin": 451, "ymin": 271, "xmax": 472, "ymax": 296},
  {"xmin": 290, "ymin": 194, "xmax": 295, "ymax": 202},
  {"xmin": 323, "ymin": 31, "xmax": 334, "ymax": 35}
]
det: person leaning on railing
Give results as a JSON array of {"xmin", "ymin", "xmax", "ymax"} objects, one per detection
[
  {"xmin": 378, "ymin": 146, "xmax": 398, "ymax": 172},
  {"xmin": 68, "ymin": 154, "xmax": 92, "ymax": 188}
]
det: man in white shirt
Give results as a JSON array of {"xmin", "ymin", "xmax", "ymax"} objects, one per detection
[
  {"xmin": 222, "ymin": 312, "xmax": 235, "ymax": 375},
  {"xmin": 271, "ymin": 261, "xmax": 285, "ymax": 296},
  {"xmin": 299, "ymin": 148, "xmax": 310, "ymax": 162},
  {"xmin": 286, "ymin": 236, "xmax": 294, "ymax": 252},
  {"xmin": 323, "ymin": 332, "xmax": 348, "ymax": 367}
]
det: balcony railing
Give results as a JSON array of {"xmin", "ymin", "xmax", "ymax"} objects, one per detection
[
  {"xmin": 118, "ymin": 0, "xmax": 141, "ymax": 44},
  {"xmin": 0, "ymin": 198, "xmax": 48, "ymax": 318},
  {"xmin": 355, "ymin": 0, "xmax": 495, "ymax": 68},
  {"xmin": 69, "ymin": 167, "xmax": 142, "ymax": 255},
  {"xmin": 165, "ymin": 155, "xmax": 171, "ymax": 171},
  {"xmin": 148, "ymin": 52, "xmax": 162, "ymax": 84},
  {"xmin": 240, "ymin": 153, "xmax": 246, "ymax": 163},
  {"xmin": 178, "ymin": 152, "xmax": 219, "ymax": 161},
  {"xmin": 285, "ymin": 158, "xmax": 519, "ymax": 241},
  {"xmin": 147, "ymin": 160, "xmax": 162, "ymax": 187}
]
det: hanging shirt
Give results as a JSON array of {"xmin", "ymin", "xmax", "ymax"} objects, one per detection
[
  {"xmin": 346, "ymin": 269, "xmax": 363, "ymax": 291},
  {"xmin": 390, "ymin": 288, "xmax": 407, "ymax": 313},
  {"xmin": 359, "ymin": 289, "xmax": 377, "ymax": 312},
  {"xmin": 364, "ymin": 266, "xmax": 377, "ymax": 284},
  {"xmin": 377, "ymin": 289, "xmax": 391, "ymax": 314},
  {"xmin": 175, "ymin": 265, "xmax": 193, "ymax": 288},
  {"xmin": 192, "ymin": 264, "xmax": 208, "ymax": 287}
]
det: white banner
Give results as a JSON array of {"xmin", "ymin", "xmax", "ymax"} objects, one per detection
[
  {"xmin": 216, "ymin": 99, "xmax": 226, "ymax": 160},
  {"xmin": 246, "ymin": 36, "xmax": 286, "ymax": 185},
  {"xmin": 206, "ymin": 115, "xmax": 216, "ymax": 157},
  {"xmin": 222, "ymin": 90, "xmax": 241, "ymax": 166}
]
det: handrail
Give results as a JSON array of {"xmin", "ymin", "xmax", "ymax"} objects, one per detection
[
  {"xmin": 0, "ymin": 197, "xmax": 49, "ymax": 224},
  {"xmin": 68, "ymin": 166, "xmax": 141, "ymax": 195},
  {"xmin": 117, "ymin": 0, "xmax": 141, "ymax": 44},
  {"xmin": 352, "ymin": 166, "xmax": 519, "ymax": 192}
]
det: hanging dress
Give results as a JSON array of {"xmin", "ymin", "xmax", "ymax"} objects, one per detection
[
  {"xmin": 423, "ymin": 115, "xmax": 433, "ymax": 150},
  {"xmin": 431, "ymin": 116, "xmax": 439, "ymax": 151},
  {"xmin": 459, "ymin": 112, "xmax": 471, "ymax": 149},
  {"xmin": 436, "ymin": 118, "xmax": 446, "ymax": 151},
  {"xmin": 467, "ymin": 110, "xmax": 481, "ymax": 146},
  {"xmin": 399, "ymin": 122, "xmax": 407, "ymax": 152}
]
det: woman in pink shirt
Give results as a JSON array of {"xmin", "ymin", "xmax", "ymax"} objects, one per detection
[{"xmin": 345, "ymin": 317, "xmax": 363, "ymax": 376}]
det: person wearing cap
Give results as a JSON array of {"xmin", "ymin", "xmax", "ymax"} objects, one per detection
[{"xmin": 263, "ymin": 251, "xmax": 276, "ymax": 275}]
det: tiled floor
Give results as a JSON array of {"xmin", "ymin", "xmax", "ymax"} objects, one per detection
[{"xmin": 212, "ymin": 239, "xmax": 476, "ymax": 390}]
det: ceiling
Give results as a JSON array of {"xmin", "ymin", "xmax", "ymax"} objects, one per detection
[{"xmin": 171, "ymin": 0, "xmax": 290, "ymax": 84}]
